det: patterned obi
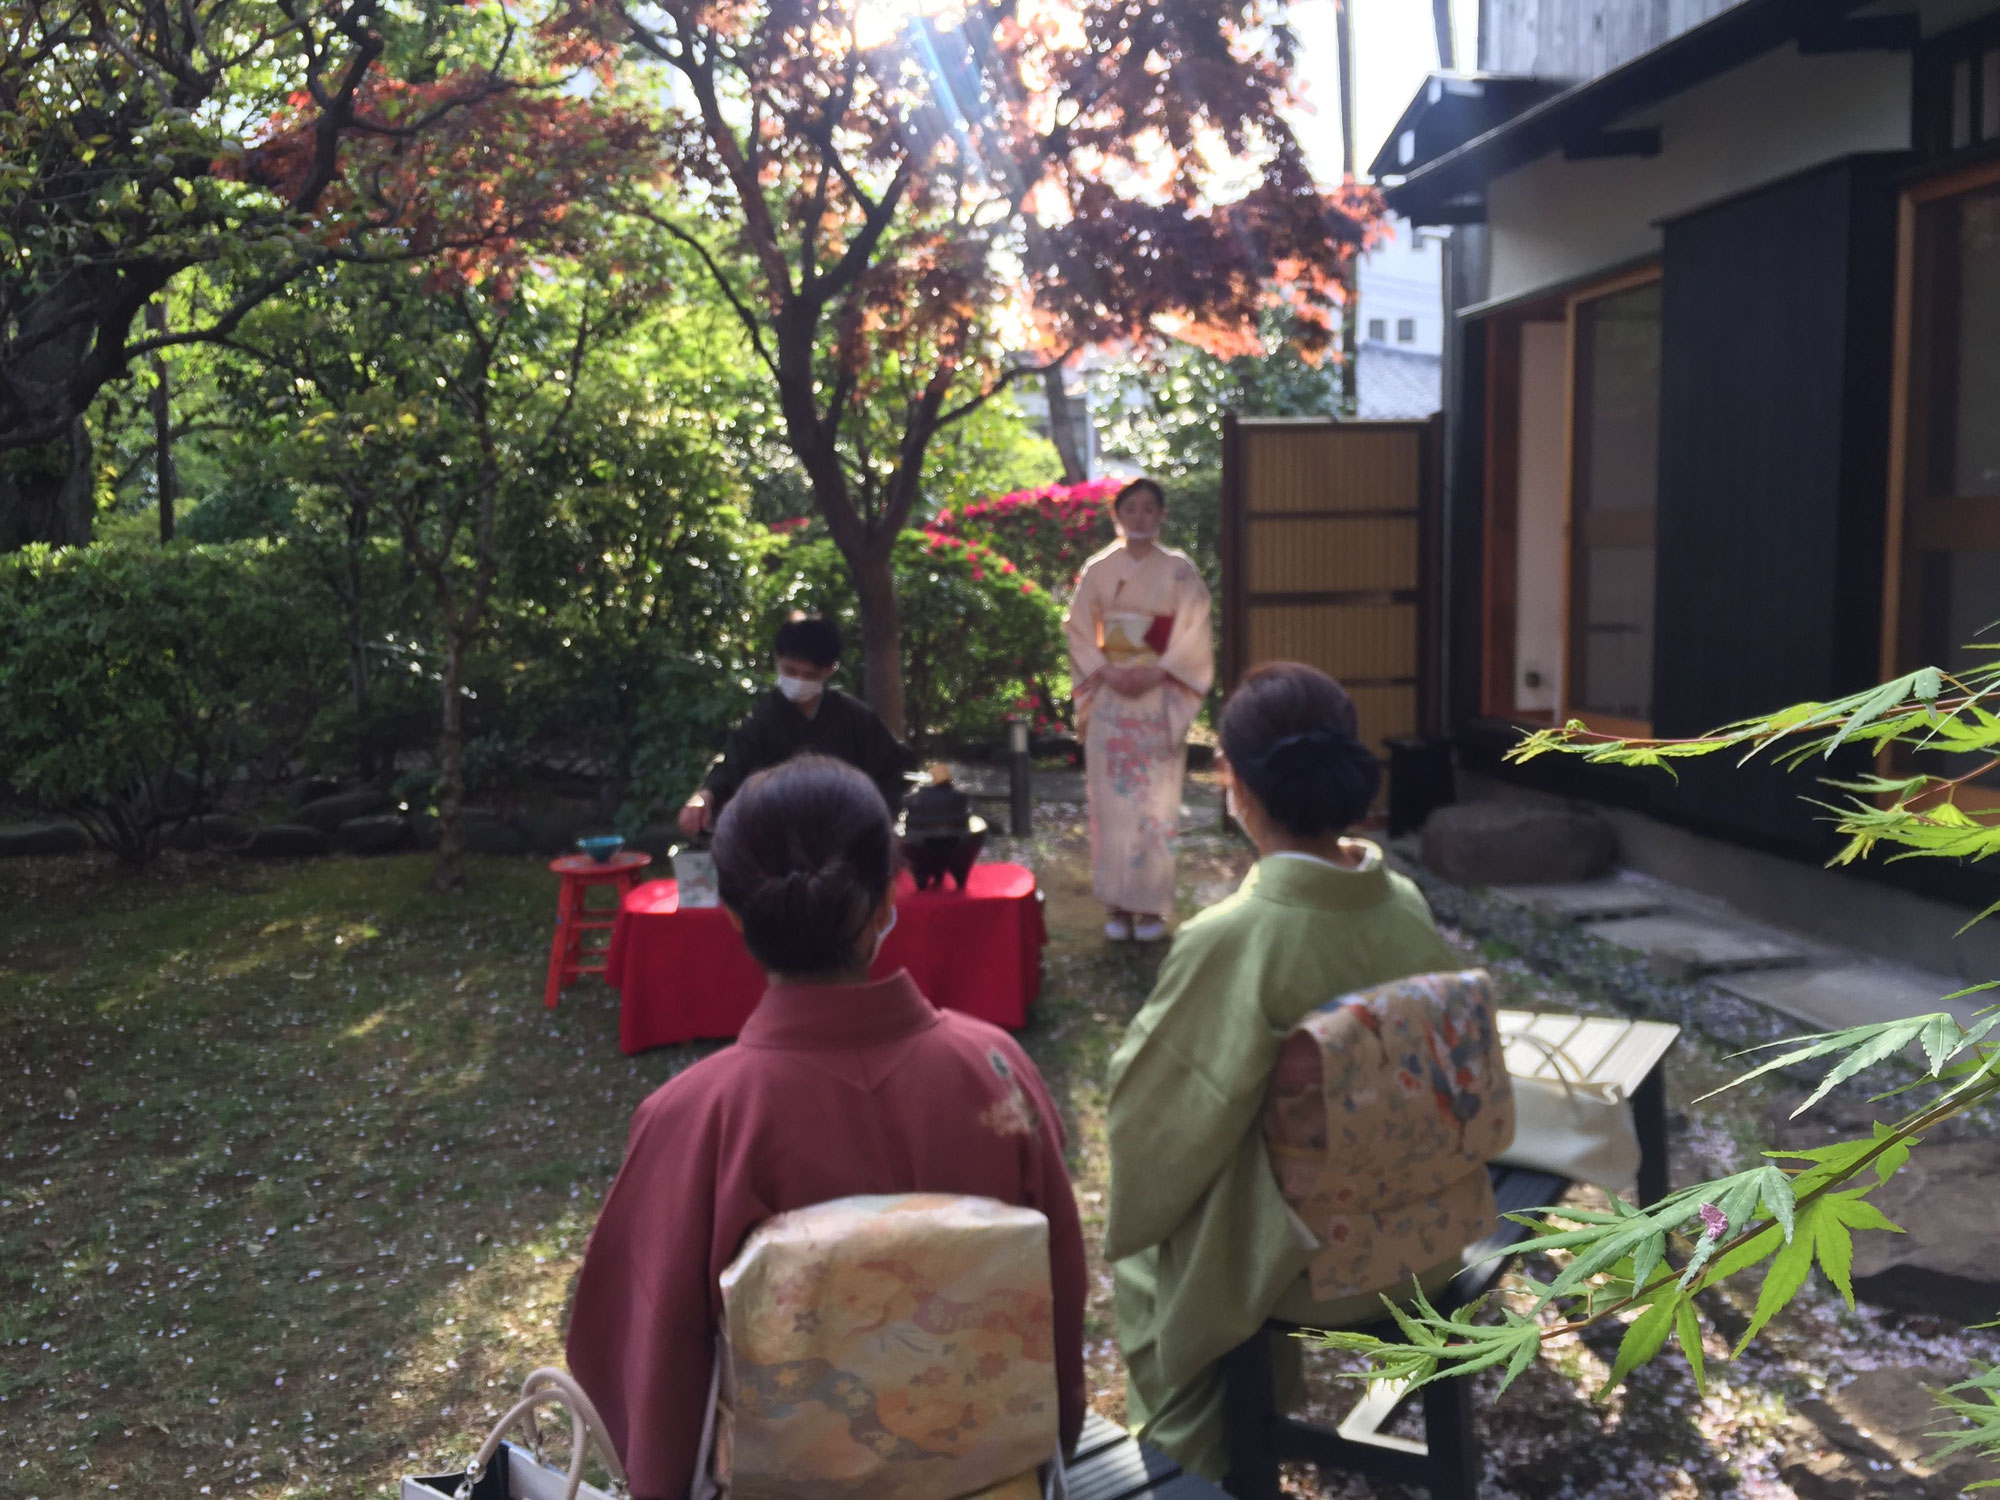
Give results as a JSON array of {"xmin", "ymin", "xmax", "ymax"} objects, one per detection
[
  {"xmin": 1259, "ymin": 969, "xmax": 1517, "ymax": 1302},
  {"xmin": 704, "ymin": 1194, "xmax": 1059, "ymax": 1498},
  {"xmin": 1099, "ymin": 610, "xmax": 1174, "ymax": 666}
]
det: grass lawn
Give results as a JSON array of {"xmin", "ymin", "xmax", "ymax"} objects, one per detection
[
  {"xmin": 0, "ymin": 816, "xmax": 1208, "ymax": 1499},
  {"xmin": 8, "ymin": 817, "xmax": 1996, "ymax": 1499}
]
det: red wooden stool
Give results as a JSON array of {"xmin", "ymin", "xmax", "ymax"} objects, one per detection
[{"xmin": 543, "ymin": 851, "xmax": 652, "ymax": 1008}]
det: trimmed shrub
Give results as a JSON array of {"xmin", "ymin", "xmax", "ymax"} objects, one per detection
[
  {"xmin": 780, "ymin": 529, "xmax": 1067, "ymax": 753},
  {"xmin": 0, "ymin": 541, "xmax": 345, "ymax": 863}
]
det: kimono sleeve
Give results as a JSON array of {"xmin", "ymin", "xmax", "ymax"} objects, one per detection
[
  {"xmin": 698, "ymin": 699, "xmax": 778, "ymax": 812},
  {"xmin": 1063, "ymin": 560, "xmax": 1108, "ymax": 682},
  {"xmin": 1158, "ymin": 558, "xmax": 1214, "ymax": 699},
  {"xmin": 565, "ymin": 1093, "xmax": 721, "ymax": 1500},
  {"xmin": 1101, "ymin": 917, "xmax": 1277, "ymax": 1263},
  {"xmin": 854, "ymin": 702, "xmax": 914, "ymax": 814}
]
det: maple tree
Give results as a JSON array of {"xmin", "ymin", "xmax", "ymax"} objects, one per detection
[
  {"xmin": 0, "ymin": 0, "xmax": 645, "ymax": 548},
  {"xmin": 561, "ymin": 0, "xmax": 1380, "ymax": 735}
]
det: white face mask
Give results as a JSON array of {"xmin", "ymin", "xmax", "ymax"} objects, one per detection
[
  {"xmin": 1225, "ymin": 785, "xmax": 1241, "ymax": 826},
  {"xmin": 776, "ymin": 671, "xmax": 824, "ymax": 703},
  {"xmin": 1121, "ymin": 525, "xmax": 1161, "ymax": 542},
  {"xmin": 870, "ymin": 904, "xmax": 899, "ymax": 965}
]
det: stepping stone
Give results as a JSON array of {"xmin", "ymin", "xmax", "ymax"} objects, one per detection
[
  {"xmin": 1783, "ymin": 1365, "xmax": 1999, "ymax": 1498},
  {"xmin": 1850, "ymin": 1140, "xmax": 2000, "ymax": 1324},
  {"xmin": 293, "ymin": 788, "xmax": 393, "ymax": 833},
  {"xmin": 1586, "ymin": 913, "xmax": 1810, "ymax": 981},
  {"xmin": 1490, "ymin": 881, "xmax": 1669, "ymax": 924},
  {"xmin": 243, "ymin": 823, "xmax": 330, "ymax": 858},
  {"xmin": 1421, "ymin": 800, "xmax": 1617, "ymax": 886},
  {"xmin": 1714, "ymin": 961, "xmax": 1979, "ymax": 1031}
]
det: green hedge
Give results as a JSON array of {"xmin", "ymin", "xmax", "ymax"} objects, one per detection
[
  {"xmin": 780, "ymin": 529, "xmax": 1067, "ymax": 752},
  {"xmin": 0, "ymin": 540, "xmax": 347, "ymax": 862}
]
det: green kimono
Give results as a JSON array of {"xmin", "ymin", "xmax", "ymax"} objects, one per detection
[{"xmin": 1104, "ymin": 850, "xmax": 1458, "ymax": 1479}]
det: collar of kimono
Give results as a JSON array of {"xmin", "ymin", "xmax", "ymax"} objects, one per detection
[
  {"xmin": 739, "ymin": 968, "xmax": 940, "ymax": 1051},
  {"xmin": 1247, "ymin": 843, "xmax": 1390, "ymax": 911}
]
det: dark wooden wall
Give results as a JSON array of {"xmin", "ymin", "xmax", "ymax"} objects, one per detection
[
  {"xmin": 1645, "ymin": 154, "xmax": 1901, "ymax": 852},
  {"xmin": 1479, "ymin": 0, "xmax": 1743, "ymax": 79}
]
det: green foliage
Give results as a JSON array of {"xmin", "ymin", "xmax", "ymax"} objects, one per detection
[
  {"xmin": 1094, "ymin": 331, "xmax": 1342, "ymax": 594},
  {"xmin": 0, "ymin": 540, "xmax": 342, "ymax": 862},
  {"xmin": 1322, "ymin": 660, "xmax": 2000, "ymax": 1475},
  {"xmin": 780, "ymin": 530, "xmax": 1066, "ymax": 752}
]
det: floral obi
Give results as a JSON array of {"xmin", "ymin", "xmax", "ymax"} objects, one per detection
[
  {"xmin": 1259, "ymin": 969, "xmax": 1517, "ymax": 1302},
  {"xmin": 1100, "ymin": 610, "xmax": 1174, "ymax": 666},
  {"xmin": 705, "ymin": 1193, "xmax": 1059, "ymax": 1498}
]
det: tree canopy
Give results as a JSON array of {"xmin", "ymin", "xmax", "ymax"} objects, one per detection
[{"xmin": 553, "ymin": 0, "xmax": 1381, "ymax": 730}]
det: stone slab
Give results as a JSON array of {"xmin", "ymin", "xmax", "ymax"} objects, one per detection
[
  {"xmin": 1587, "ymin": 913, "xmax": 1811, "ymax": 981},
  {"xmin": 1421, "ymin": 800, "xmax": 1617, "ymax": 887},
  {"xmin": 1851, "ymin": 1140, "xmax": 2000, "ymax": 1323},
  {"xmin": 1782, "ymin": 1366, "xmax": 1999, "ymax": 1498},
  {"xmin": 1490, "ymin": 881, "xmax": 1670, "ymax": 924},
  {"xmin": 1714, "ymin": 961, "xmax": 1982, "ymax": 1032},
  {"xmin": 0, "ymin": 821, "xmax": 90, "ymax": 857},
  {"xmin": 243, "ymin": 823, "xmax": 331, "ymax": 858}
]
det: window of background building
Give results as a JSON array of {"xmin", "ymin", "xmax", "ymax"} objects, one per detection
[
  {"xmin": 1397, "ymin": 318, "xmax": 1416, "ymax": 343},
  {"xmin": 1368, "ymin": 318, "xmax": 1386, "ymax": 341}
]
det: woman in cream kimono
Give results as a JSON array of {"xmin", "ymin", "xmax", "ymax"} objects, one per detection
[{"xmin": 1064, "ymin": 478, "xmax": 1214, "ymax": 942}]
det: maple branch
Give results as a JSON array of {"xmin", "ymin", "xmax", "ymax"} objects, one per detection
[
  {"xmin": 815, "ymin": 157, "xmax": 915, "ymax": 300},
  {"xmin": 621, "ymin": 207, "xmax": 778, "ymax": 377},
  {"xmin": 934, "ymin": 348, "xmax": 1067, "ymax": 430},
  {"xmin": 290, "ymin": 2, "xmax": 387, "ymax": 212},
  {"xmin": 343, "ymin": 22, "xmax": 522, "ymax": 140}
]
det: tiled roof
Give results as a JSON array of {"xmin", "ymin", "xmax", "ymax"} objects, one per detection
[{"xmin": 1356, "ymin": 344, "xmax": 1441, "ymax": 420}]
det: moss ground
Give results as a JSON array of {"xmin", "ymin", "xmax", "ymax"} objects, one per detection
[{"xmin": 3, "ymin": 823, "xmax": 1993, "ymax": 1498}]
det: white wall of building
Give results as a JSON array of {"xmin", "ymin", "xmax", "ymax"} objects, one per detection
[
  {"xmin": 1485, "ymin": 42, "xmax": 1911, "ymax": 303},
  {"xmin": 1358, "ymin": 218, "xmax": 1446, "ymax": 352}
]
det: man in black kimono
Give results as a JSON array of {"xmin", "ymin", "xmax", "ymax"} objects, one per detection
[{"xmin": 677, "ymin": 615, "xmax": 912, "ymax": 837}]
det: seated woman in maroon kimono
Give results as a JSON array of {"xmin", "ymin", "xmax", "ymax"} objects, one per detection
[{"xmin": 565, "ymin": 754, "xmax": 1088, "ymax": 1499}]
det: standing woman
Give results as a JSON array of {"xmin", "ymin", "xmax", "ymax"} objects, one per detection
[{"xmin": 1064, "ymin": 478, "xmax": 1214, "ymax": 942}]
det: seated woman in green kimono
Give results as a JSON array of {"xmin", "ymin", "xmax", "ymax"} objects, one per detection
[{"xmin": 1102, "ymin": 661, "xmax": 1460, "ymax": 1481}]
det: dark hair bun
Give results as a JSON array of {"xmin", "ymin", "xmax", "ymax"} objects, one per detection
[
  {"xmin": 1220, "ymin": 664, "xmax": 1380, "ymax": 837},
  {"xmin": 712, "ymin": 756, "xmax": 894, "ymax": 976}
]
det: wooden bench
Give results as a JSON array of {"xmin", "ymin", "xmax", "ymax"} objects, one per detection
[{"xmin": 1219, "ymin": 1164, "xmax": 1570, "ymax": 1500}]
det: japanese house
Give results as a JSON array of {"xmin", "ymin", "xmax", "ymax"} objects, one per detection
[{"xmin": 1372, "ymin": 0, "xmax": 2000, "ymax": 915}]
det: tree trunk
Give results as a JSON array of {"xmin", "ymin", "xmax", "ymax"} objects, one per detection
[
  {"xmin": 1432, "ymin": 0, "xmax": 1456, "ymax": 69},
  {"xmin": 0, "ymin": 420, "xmax": 94, "ymax": 550},
  {"xmin": 850, "ymin": 537, "xmax": 907, "ymax": 741},
  {"xmin": 146, "ymin": 300, "xmax": 177, "ymax": 543},
  {"xmin": 343, "ymin": 493, "xmax": 375, "ymax": 779},
  {"xmin": 433, "ymin": 624, "xmax": 467, "ymax": 894},
  {"xmin": 1043, "ymin": 365, "xmax": 1090, "ymax": 482}
]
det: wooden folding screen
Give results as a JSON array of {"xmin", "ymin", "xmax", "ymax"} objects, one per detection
[{"xmin": 1220, "ymin": 416, "xmax": 1442, "ymax": 779}]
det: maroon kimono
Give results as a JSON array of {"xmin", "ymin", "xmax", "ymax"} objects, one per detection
[{"xmin": 565, "ymin": 971, "xmax": 1088, "ymax": 1500}]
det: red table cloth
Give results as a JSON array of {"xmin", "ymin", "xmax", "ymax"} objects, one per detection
[{"xmin": 605, "ymin": 861, "xmax": 1046, "ymax": 1053}]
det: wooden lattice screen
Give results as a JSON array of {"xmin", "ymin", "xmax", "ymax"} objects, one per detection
[{"xmin": 1220, "ymin": 416, "xmax": 1441, "ymax": 783}]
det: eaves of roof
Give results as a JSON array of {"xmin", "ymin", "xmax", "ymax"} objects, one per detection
[{"xmin": 1379, "ymin": 0, "xmax": 1894, "ymax": 224}]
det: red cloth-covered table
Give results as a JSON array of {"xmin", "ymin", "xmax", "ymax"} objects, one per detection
[{"xmin": 605, "ymin": 861, "xmax": 1047, "ymax": 1053}]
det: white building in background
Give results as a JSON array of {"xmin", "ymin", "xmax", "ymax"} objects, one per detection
[{"xmin": 1354, "ymin": 215, "xmax": 1446, "ymax": 419}]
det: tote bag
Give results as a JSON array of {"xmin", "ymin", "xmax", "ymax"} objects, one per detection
[{"xmin": 403, "ymin": 1367, "xmax": 626, "ymax": 1500}]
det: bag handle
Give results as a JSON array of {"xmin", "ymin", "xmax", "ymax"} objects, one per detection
[
  {"xmin": 1499, "ymin": 1027, "xmax": 1627, "ymax": 1104},
  {"xmin": 456, "ymin": 1367, "xmax": 629, "ymax": 1500}
]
